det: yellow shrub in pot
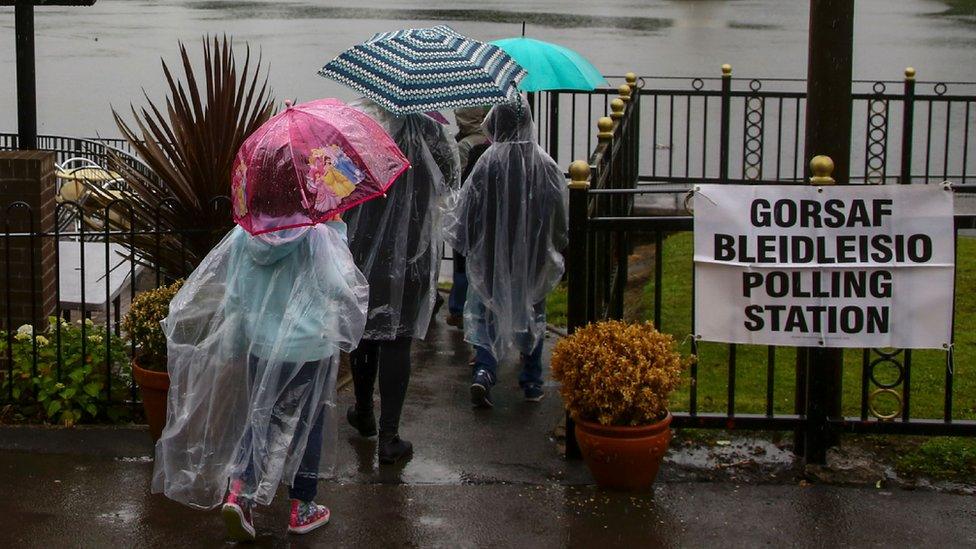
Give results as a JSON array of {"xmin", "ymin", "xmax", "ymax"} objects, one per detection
[{"xmin": 551, "ymin": 320, "xmax": 693, "ymax": 426}]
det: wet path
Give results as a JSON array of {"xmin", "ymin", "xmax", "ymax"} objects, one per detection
[{"xmin": 1, "ymin": 310, "xmax": 975, "ymax": 546}]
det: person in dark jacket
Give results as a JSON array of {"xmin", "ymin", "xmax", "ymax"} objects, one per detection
[
  {"xmin": 344, "ymin": 98, "xmax": 460, "ymax": 462},
  {"xmin": 445, "ymin": 95, "xmax": 569, "ymax": 407},
  {"xmin": 447, "ymin": 106, "xmax": 492, "ymax": 329}
]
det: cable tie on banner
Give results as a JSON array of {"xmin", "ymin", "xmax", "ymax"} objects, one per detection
[
  {"xmin": 944, "ymin": 342, "xmax": 955, "ymax": 375},
  {"xmin": 942, "ymin": 181, "xmax": 953, "ymax": 192},
  {"xmin": 691, "ymin": 185, "xmax": 717, "ymax": 206}
]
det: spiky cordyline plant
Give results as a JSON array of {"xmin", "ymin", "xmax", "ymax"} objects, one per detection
[{"xmin": 106, "ymin": 35, "xmax": 275, "ymax": 276}]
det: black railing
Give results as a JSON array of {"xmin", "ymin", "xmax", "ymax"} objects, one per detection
[
  {"xmin": 0, "ymin": 133, "xmax": 157, "ymax": 185},
  {"xmin": 2, "ymin": 69, "xmax": 975, "ymax": 434},
  {"xmin": 564, "ymin": 75, "xmax": 976, "ymax": 463},
  {"xmin": 0, "ymin": 195, "xmax": 230, "ymax": 423},
  {"xmin": 567, "ymin": 187, "xmax": 976, "ymax": 436},
  {"xmin": 535, "ymin": 68, "xmax": 976, "ymax": 191}
]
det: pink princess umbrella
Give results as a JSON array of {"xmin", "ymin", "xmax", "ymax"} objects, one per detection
[{"xmin": 232, "ymin": 98, "xmax": 410, "ymax": 235}]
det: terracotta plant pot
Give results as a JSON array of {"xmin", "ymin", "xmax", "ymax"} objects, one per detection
[
  {"xmin": 574, "ymin": 412, "xmax": 672, "ymax": 491},
  {"xmin": 132, "ymin": 360, "xmax": 169, "ymax": 441}
]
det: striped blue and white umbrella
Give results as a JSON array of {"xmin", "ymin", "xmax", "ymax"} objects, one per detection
[{"xmin": 318, "ymin": 25, "xmax": 527, "ymax": 116}]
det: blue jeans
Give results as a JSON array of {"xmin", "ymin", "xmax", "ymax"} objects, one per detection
[
  {"xmin": 236, "ymin": 356, "xmax": 329, "ymax": 503},
  {"xmin": 448, "ymin": 252, "xmax": 467, "ymax": 316},
  {"xmin": 474, "ymin": 341, "xmax": 544, "ymax": 389}
]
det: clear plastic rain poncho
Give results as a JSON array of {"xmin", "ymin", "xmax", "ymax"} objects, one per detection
[
  {"xmin": 152, "ymin": 222, "xmax": 368, "ymax": 509},
  {"xmin": 345, "ymin": 98, "xmax": 460, "ymax": 341},
  {"xmin": 445, "ymin": 95, "xmax": 569, "ymax": 360}
]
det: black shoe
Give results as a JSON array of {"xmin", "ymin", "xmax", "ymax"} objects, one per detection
[
  {"xmin": 432, "ymin": 293, "xmax": 445, "ymax": 319},
  {"xmin": 378, "ymin": 434, "xmax": 413, "ymax": 464},
  {"xmin": 470, "ymin": 369, "xmax": 494, "ymax": 408},
  {"xmin": 346, "ymin": 405, "xmax": 377, "ymax": 437},
  {"xmin": 446, "ymin": 313, "xmax": 464, "ymax": 330}
]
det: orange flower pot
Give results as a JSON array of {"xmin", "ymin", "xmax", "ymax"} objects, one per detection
[
  {"xmin": 574, "ymin": 412, "xmax": 672, "ymax": 491},
  {"xmin": 132, "ymin": 360, "xmax": 169, "ymax": 442}
]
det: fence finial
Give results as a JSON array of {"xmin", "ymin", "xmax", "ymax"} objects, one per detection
[
  {"xmin": 721, "ymin": 63, "xmax": 732, "ymax": 77},
  {"xmin": 568, "ymin": 160, "xmax": 591, "ymax": 189},
  {"xmin": 904, "ymin": 67, "xmax": 916, "ymax": 81},
  {"xmin": 809, "ymin": 155, "xmax": 836, "ymax": 186},
  {"xmin": 597, "ymin": 116, "xmax": 614, "ymax": 143},
  {"xmin": 610, "ymin": 98, "xmax": 625, "ymax": 120},
  {"xmin": 617, "ymin": 84, "xmax": 632, "ymax": 102},
  {"xmin": 625, "ymin": 72, "xmax": 638, "ymax": 90}
]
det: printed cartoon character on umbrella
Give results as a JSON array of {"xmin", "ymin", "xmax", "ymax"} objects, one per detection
[{"xmin": 306, "ymin": 145, "xmax": 364, "ymax": 212}]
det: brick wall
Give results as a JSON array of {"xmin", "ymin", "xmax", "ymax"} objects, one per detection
[{"xmin": 0, "ymin": 151, "xmax": 58, "ymax": 330}]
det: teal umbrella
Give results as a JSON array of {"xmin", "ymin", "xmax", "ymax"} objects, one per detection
[{"xmin": 490, "ymin": 37, "xmax": 608, "ymax": 92}]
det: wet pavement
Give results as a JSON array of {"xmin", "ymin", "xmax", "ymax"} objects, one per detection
[{"xmin": 2, "ymin": 311, "xmax": 976, "ymax": 547}]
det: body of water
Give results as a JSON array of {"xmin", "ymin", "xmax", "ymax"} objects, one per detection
[{"xmin": 1, "ymin": 0, "xmax": 974, "ymax": 136}]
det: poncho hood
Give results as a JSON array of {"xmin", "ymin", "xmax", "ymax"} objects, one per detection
[
  {"xmin": 484, "ymin": 95, "xmax": 534, "ymax": 143},
  {"xmin": 444, "ymin": 95, "xmax": 568, "ymax": 361},
  {"xmin": 245, "ymin": 227, "xmax": 310, "ymax": 265}
]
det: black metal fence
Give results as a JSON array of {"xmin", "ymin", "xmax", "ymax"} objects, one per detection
[
  {"xmin": 0, "ymin": 132, "xmax": 157, "ymax": 185},
  {"xmin": 534, "ymin": 69, "xmax": 976, "ymax": 189},
  {"xmin": 564, "ymin": 75, "xmax": 976, "ymax": 463},
  {"xmin": 2, "ymin": 70, "xmax": 975, "ymax": 435},
  {"xmin": 0, "ymin": 194, "xmax": 230, "ymax": 424}
]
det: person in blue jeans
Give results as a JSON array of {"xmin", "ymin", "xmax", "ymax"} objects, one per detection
[{"xmin": 445, "ymin": 96, "xmax": 568, "ymax": 407}]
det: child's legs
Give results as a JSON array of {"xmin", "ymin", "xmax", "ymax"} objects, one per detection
[
  {"xmin": 288, "ymin": 359, "xmax": 330, "ymax": 502},
  {"xmin": 377, "ymin": 337, "xmax": 412, "ymax": 436},
  {"xmin": 232, "ymin": 354, "xmax": 262, "ymax": 491},
  {"xmin": 350, "ymin": 340, "xmax": 380, "ymax": 410}
]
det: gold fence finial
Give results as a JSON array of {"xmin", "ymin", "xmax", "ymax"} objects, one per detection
[
  {"xmin": 809, "ymin": 155, "xmax": 836, "ymax": 186},
  {"xmin": 568, "ymin": 160, "xmax": 591, "ymax": 189},
  {"xmin": 721, "ymin": 63, "xmax": 732, "ymax": 77},
  {"xmin": 617, "ymin": 84, "xmax": 632, "ymax": 102},
  {"xmin": 905, "ymin": 67, "xmax": 916, "ymax": 80},
  {"xmin": 625, "ymin": 72, "xmax": 637, "ymax": 90},
  {"xmin": 610, "ymin": 98, "xmax": 625, "ymax": 120},
  {"xmin": 597, "ymin": 116, "xmax": 614, "ymax": 142}
]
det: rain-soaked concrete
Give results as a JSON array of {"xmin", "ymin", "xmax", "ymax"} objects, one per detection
[{"xmin": 2, "ymin": 309, "xmax": 975, "ymax": 547}]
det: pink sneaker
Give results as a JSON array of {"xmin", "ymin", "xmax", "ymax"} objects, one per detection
[
  {"xmin": 288, "ymin": 499, "xmax": 331, "ymax": 535},
  {"xmin": 221, "ymin": 479, "xmax": 256, "ymax": 542}
]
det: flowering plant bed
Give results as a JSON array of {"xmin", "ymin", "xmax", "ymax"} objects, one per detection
[{"xmin": 0, "ymin": 318, "xmax": 130, "ymax": 426}]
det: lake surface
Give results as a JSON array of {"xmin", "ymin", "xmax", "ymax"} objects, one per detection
[{"xmin": 1, "ymin": 0, "xmax": 974, "ymax": 136}]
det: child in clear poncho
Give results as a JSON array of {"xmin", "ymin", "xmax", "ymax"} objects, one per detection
[
  {"xmin": 445, "ymin": 95, "xmax": 569, "ymax": 407},
  {"xmin": 153, "ymin": 148, "xmax": 368, "ymax": 541}
]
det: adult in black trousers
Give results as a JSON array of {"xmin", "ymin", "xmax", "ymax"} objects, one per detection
[{"xmin": 344, "ymin": 98, "xmax": 460, "ymax": 463}]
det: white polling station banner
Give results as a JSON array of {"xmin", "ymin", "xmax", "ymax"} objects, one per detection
[{"xmin": 693, "ymin": 183, "xmax": 954, "ymax": 349}]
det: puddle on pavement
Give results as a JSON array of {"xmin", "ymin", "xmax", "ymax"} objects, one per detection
[
  {"xmin": 667, "ymin": 437, "xmax": 795, "ymax": 469},
  {"xmin": 96, "ymin": 504, "xmax": 140, "ymax": 524}
]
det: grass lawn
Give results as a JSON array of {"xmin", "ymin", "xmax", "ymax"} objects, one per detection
[{"xmin": 645, "ymin": 232, "xmax": 976, "ymax": 422}]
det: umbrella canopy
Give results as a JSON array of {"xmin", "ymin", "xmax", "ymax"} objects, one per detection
[
  {"xmin": 232, "ymin": 98, "xmax": 409, "ymax": 235},
  {"xmin": 491, "ymin": 37, "xmax": 607, "ymax": 92},
  {"xmin": 318, "ymin": 25, "xmax": 527, "ymax": 116}
]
